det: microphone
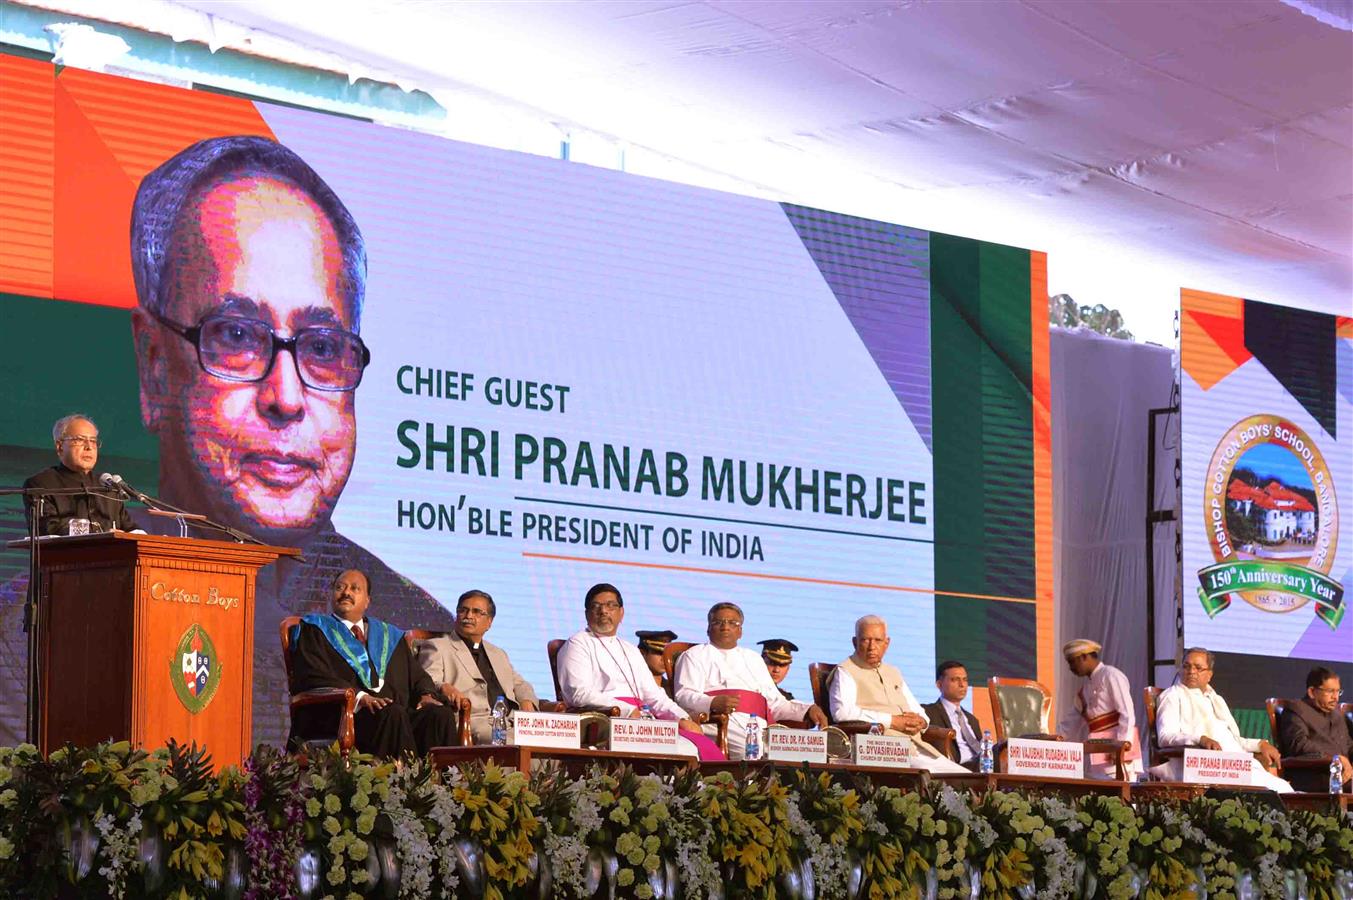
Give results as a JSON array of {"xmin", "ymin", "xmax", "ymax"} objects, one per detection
[{"xmin": 99, "ymin": 472, "xmax": 145, "ymax": 502}]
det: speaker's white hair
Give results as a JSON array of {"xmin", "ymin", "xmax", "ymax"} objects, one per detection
[{"xmin": 854, "ymin": 615, "xmax": 887, "ymax": 638}]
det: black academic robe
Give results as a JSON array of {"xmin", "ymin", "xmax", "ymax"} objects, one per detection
[
  {"xmin": 23, "ymin": 464, "xmax": 136, "ymax": 535},
  {"xmin": 287, "ymin": 619, "xmax": 457, "ymax": 758}
]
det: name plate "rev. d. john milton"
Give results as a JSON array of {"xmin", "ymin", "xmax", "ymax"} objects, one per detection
[
  {"xmin": 608, "ymin": 718, "xmax": 681, "ymax": 755},
  {"xmin": 510, "ymin": 710, "xmax": 581, "ymax": 749}
]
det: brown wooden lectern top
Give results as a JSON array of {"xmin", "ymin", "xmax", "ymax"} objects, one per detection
[{"xmin": 10, "ymin": 532, "xmax": 297, "ymax": 768}]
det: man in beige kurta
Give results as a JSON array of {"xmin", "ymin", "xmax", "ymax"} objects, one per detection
[{"xmin": 827, "ymin": 615, "xmax": 967, "ymax": 774}]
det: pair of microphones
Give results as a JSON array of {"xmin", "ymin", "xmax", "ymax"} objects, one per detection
[{"xmin": 98, "ymin": 472, "xmax": 150, "ymax": 503}]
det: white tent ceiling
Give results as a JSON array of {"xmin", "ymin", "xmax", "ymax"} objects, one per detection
[{"xmin": 24, "ymin": 1, "xmax": 1353, "ymax": 342}]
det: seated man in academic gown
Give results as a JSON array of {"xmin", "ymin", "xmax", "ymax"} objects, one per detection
[{"xmin": 288, "ymin": 569, "xmax": 457, "ymax": 758}]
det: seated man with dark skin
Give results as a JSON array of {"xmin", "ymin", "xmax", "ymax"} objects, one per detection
[
  {"xmin": 288, "ymin": 569, "xmax": 456, "ymax": 757},
  {"xmin": 1278, "ymin": 666, "xmax": 1352, "ymax": 792}
]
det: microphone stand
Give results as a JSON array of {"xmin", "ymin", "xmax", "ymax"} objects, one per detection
[{"xmin": 115, "ymin": 484, "xmax": 267, "ymax": 546}]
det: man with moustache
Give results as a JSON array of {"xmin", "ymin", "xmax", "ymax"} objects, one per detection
[
  {"xmin": 23, "ymin": 414, "xmax": 137, "ymax": 535},
  {"xmin": 921, "ymin": 660, "xmax": 983, "ymax": 771},
  {"xmin": 1277, "ymin": 667, "xmax": 1352, "ymax": 792},
  {"xmin": 1153, "ymin": 647, "xmax": 1291, "ymax": 791},
  {"xmin": 287, "ymin": 569, "xmax": 455, "ymax": 757},
  {"xmin": 674, "ymin": 602, "xmax": 827, "ymax": 759},
  {"xmin": 557, "ymin": 583, "xmax": 720, "ymax": 760},
  {"xmin": 416, "ymin": 589, "xmax": 539, "ymax": 745},
  {"xmin": 126, "ymin": 136, "xmax": 451, "ymax": 748}
]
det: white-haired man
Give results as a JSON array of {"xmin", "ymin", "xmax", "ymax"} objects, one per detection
[{"xmin": 828, "ymin": 615, "xmax": 967, "ymax": 774}]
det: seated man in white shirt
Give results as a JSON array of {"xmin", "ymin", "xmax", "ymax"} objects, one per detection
[
  {"xmin": 673, "ymin": 602, "xmax": 827, "ymax": 759},
  {"xmin": 1153, "ymin": 647, "xmax": 1291, "ymax": 792},
  {"xmin": 828, "ymin": 615, "xmax": 967, "ymax": 774},
  {"xmin": 556, "ymin": 583, "xmax": 722, "ymax": 760},
  {"xmin": 920, "ymin": 660, "xmax": 983, "ymax": 771}
]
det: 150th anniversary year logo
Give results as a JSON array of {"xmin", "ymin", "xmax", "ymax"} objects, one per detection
[{"xmin": 1199, "ymin": 414, "xmax": 1343, "ymax": 629}]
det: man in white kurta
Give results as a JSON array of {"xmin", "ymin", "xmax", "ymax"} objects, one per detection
[
  {"xmin": 828, "ymin": 615, "xmax": 967, "ymax": 774},
  {"xmin": 1057, "ymin": 638, "xmax": 1143, "ymax": 780},
  {"xmin": 673, "ymin": 602, "xmax": 827, "ymax": 759},
  {"xmin": 556, "ymin": 583, "xmax": 706, "ymax": 759},
  {"xmin": 1153, "ymin": 648, "xmax": 1291, "ymax": 792}
]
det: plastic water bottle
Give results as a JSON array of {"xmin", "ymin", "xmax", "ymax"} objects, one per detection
[
  {"xmin": 979, "ymin": 729, "xmax": 994, "ymax": 774},
  {"xmin": 1332, "ymin": 756, "xmax": 1344, "ymax": 795},
  {"xmin": 744, "ymin": 714, "xmax": 761, "ymax": 761},
  {"xmin": 490, "ymin": 695, "xmax": 509, "ymax": 746},
  {"xmin": 639, "ymin": 704, "xmax": 657, "ymax": 720}
]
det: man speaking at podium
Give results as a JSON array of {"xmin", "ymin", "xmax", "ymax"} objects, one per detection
[
  {"xmin": 23, "ymin": 414, "xmax": 136, "ymax": 535},
  {"xmin": 126, "ymin": 136, "xmax": 452, "ymax": 747}
]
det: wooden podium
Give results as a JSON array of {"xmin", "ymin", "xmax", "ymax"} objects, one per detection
[{"xmin": 13, "ymin": 532, "xmax": 297, "ymax": 767}]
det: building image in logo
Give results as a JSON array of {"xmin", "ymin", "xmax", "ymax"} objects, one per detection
[{"xmin": 1199, "ymin": 414, "xmax": 1342, "ymax": 628}]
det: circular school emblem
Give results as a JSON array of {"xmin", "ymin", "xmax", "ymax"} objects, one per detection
[
  {"xmin": 1197, "ymin": 414, "xmax": 1342, "ymax": 628},
  {"xmin": 171, "ymin": 623, "xmax": 222, "ymax": 714}
]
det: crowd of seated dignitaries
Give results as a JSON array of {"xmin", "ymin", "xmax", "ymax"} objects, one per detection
[{"xmin": 274, "ymin": 571, "xmax": 1351, "ymax": 791}]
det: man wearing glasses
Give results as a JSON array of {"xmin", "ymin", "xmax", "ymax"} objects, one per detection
[
  {"xmin": 415, "ymin": 589, "xmax": 539, "ymax": 744},
  {"xmin": 1153, "ymin": 647, "xmax": 1291, "ymax": 791},
  {"xmin": 674, "ymin": 601, "xmax": 827, "ymax": 759},
  {"xmin": 1277, "ymin": 666, "xmax": 1351, "ymax": 791},
  {"xmin": 127, "ymin": 136, "xmax": 451, "ymax": 748},
  {"xmin": 23, "ymin": 413, "xmax": 137, "ymax": 535}
]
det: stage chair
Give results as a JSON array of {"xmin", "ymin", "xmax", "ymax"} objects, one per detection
[
  {"xmin": 1265, "ymin": 697, "xmax": 1348, "ymax": 792},
  {"xmin": 809, "ymin": 662, "xmax": 956, "ymax": 758},
  {"xmin": 544, "ymin": 638, "xmax": 621, "ymax": 746},
  {"xmin": 662, "ymin": 641, "xmax": 730, "ymax": 754},
  {"xmin": 402, "ymin": 629, "xmax": 474, "ymax": 746},
  {"xmin": 1143, "ymin": 685, "xmax": 1205, "ymax": 776},
  {"xmin": 989, "ymin": 677, "xmax": 1128, "ymax": 780},
  {"xmin": 280, "ymin": 616, "xmax": 356, "ymax": 754}
]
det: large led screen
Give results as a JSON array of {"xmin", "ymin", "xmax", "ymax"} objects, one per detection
[{"xmin": 0, "ymin": 55, "xmax": 1052, "ymax": 748}]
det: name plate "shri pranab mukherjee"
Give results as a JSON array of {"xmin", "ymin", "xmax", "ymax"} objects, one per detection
[
  {"xmin": 1182, "ymin": 749, "xmax": 1254, "ymax": 786},
  {"xmin": 608, "ymin": 718, "xmax": 681, "ymax": 755},
  {"xmin": 852, "ymin": 733, "xmax": 916, "ymax": 768},
  {"xmin": 766, "ymin": 728, "xmax": 828, "ymax": 764},
  {"xmin": 510, "ymin": 711, "xmax": 581, "ymax": 749},
  {"xmin": 1005, "ymin": 738, "xmax": 1085, "ymax": 779}
]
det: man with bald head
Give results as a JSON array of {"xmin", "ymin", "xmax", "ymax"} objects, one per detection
[
  {"xmin": 673, "ymin": 601, "xmax": 826, "ymax": 759},
  {"xmin": 828, "ymin": 615, "xmax": 967, "ymax": 773},
  {"xmin": 287, "ymin": 568, "xmax": 456, "ymax": 757}
]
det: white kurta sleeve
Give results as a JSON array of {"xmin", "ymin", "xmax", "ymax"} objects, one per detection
[
  {"xmin": 1104, "ymin": 668, "xmax": 1136, "ymax": 744},
  {"xmin": 827, "ymin": 668, "xmax": 890, "ymax": 727},
  {"xmin": 900, "ymin": 677, "xmax": 929, "ymax": 726},
  {"xmin": 1154, "ymin": 688, "xmax": 1194, "ymax": 748},
  {"xmin": 673, "ymin": 648, "xmax": 715, "ymax": 716},
  {"xmin": 557, "ymin": 635, "xmax": 638, "ymax": 716}
]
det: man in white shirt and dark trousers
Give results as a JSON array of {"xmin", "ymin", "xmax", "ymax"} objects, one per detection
[{"xmin": 921, "ymin": 660, "xmax": 983, "ymax": 771}]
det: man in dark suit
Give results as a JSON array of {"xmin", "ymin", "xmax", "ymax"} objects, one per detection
[
  {"xmin": 23, "ymin": 414, "xmax": 137, "ymax": 535},
  {"xmin": 921, "ymin": 660, "xmax": 983, "ymax": 771},
  {"xmin": 288, "ymin": 569, "xmax": 456, "ymax": 757},
  {"xmin": 1278, "ymin": 666, "xmax": 1351, "ymax": 792}
]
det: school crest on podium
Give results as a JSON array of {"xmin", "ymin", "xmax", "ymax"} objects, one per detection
[{"xmin": 171, "ymin": 624, "xmax": 222, "ymax": 714}]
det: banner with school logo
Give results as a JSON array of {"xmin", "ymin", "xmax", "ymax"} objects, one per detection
[{"xmin": 1181, "ymin": 291, "xmax": 1351, "ymax": 662}]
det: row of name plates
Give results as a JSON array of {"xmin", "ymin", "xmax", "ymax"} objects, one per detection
[{"xmin": 511, "ymin": 712, "xmax": 1259, "ymax": 784}]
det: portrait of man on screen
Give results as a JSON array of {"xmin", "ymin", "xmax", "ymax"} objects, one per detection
[{"xmin": 126, "ymin": 135, "xmax": 451, "ymax": 745}]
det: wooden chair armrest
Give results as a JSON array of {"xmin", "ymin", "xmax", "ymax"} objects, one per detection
[
  {"xmin": 834, "ymin": 720, "xmax": 876, "ymax": 735},
  {"xmin": 536, "ymin": 700, "xmax": 568, "ymax": 713},
  {"xmin": 565, "ymin": 705, "xmax": 622, "ymax": 717},
  {"xmin": 454, "ymin": 696, "xmax": 472, "ymax": 746},
  {"xmin": 705, "ymin": 710, "xmax": 730, "ymax": 755},
  {"xmin": 692, "ymin": 711, "xmax": 709, "ymax": 725},
  {"xmin": 290, "ymin": 688, "xmax": 357, "ymax": 753},
  {"xmin": 924, "ymin": 726, "xmax": 957, "ymax": 758},
  {"xmin": 777, "ymin": 719, "xmax": 812, "ymax": 730},
  {"xmin": 1017, "ymin": 732, "xmax": 1064, "ymax": 741},
  {"xmin": 1152, "ymin": 744, "xmax": 1195, "ymax": 762},
  {"xmin": 1279, "ymin": 756, "xmax": 1337, "ymax": 771}
]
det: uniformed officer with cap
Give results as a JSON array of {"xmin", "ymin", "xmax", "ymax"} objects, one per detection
[
  {"xmin": 636, "ymin": 629, "xmax": 678, "ymax": 690},
  {"xmin": 758, "ymin": 638, "xmax": 799, "ymax": 700}
]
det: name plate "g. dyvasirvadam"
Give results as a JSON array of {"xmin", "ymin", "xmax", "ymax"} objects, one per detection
[{"xmin": 852, "ymin": 732, "xmax": 916, "ymax": 768}]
